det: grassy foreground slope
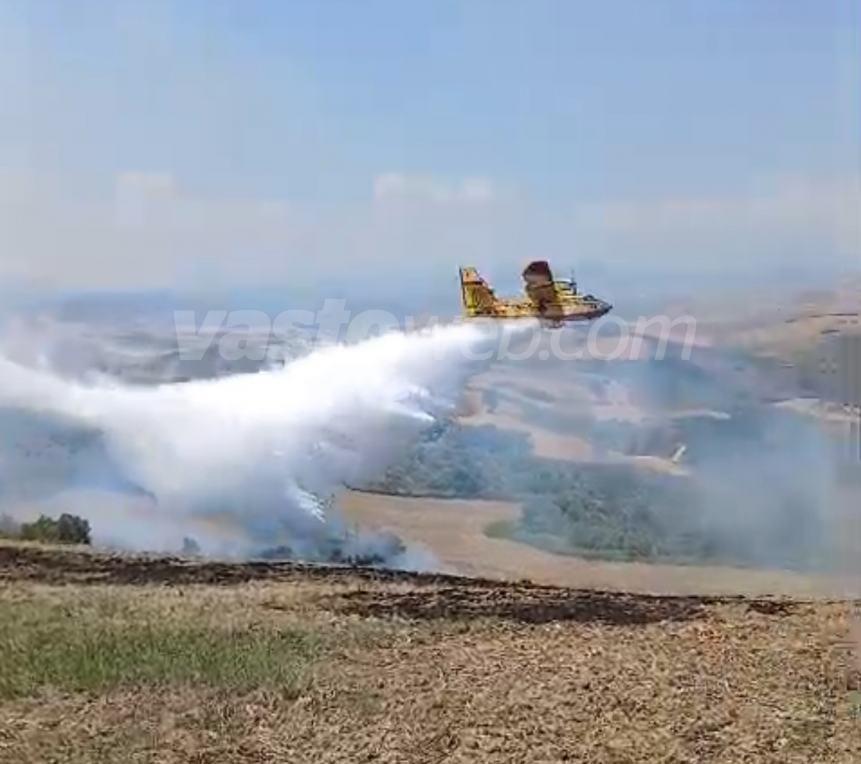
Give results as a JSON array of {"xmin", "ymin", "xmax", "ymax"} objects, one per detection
[{"xmin": 1, "ymin": 543, "xmax": 859, "ymax": 763}]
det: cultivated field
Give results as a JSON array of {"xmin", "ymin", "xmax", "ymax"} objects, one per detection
[
  {"xmin": 340, "ymin": 490, "xmax": 861, "ymax": 598},
  {"xmin": 0, "ymin": 543, "xmax": 859, "ymax": 763}
]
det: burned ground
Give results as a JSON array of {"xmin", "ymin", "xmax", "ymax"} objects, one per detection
[
  {"xmin": 1, "ymin": 542, "xmax": 859, "ymax": 763},
  {"xmin": 0, "ymin": 541, "xmax": 808, "ymax": 624},
  {"xmin": 326, "ymin": 585, "xmax": 710, "ymax": 625}
]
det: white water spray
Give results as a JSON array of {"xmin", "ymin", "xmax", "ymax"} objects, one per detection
[{"xmin": 0, "ymin": 323, "xmax": 488, "ymax": 556}]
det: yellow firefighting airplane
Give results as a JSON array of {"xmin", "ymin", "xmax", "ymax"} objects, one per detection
[{"xmin": 459, "ymin": 261, "xmax": 612, "ymax": 326}]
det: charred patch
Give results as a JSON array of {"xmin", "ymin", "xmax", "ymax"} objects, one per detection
[
  {"xmin": 744, "ymin": 599, "xmax": 799, "ymax": 616},
  {"xmin": 327, "ymin": 586, "xmax": 708, "ymax": 625},
  {"xmin": 0, "ymin": 544, "xmax": 502, "ymax": 588},
  {"xmin": 0, "ymin": 544, "xmax": 838, "ymax": 630}
]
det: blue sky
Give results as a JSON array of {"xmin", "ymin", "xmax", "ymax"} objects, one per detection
[{"xmin": 0, "ymin": 0, "xmax": 858, "ymax": 296}]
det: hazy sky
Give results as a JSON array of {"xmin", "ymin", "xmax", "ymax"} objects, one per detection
[{"xmin": 1, "ymin": 0, "xmax": 859, "ymax": 296}]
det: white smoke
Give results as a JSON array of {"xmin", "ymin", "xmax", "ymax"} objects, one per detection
[{"xmin": 0, "ymin": 323, "xmax": 488, "ymax": 557}]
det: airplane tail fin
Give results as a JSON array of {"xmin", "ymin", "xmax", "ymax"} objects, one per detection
[{"xmin": 459, "ymin": 267, "xmax": 497, "ymax": 316}]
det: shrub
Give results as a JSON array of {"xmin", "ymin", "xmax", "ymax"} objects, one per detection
[
  {"xmin": 19, "ymin": 513, "xmax": 91, "ymax": 545},
  {"xmin": 181, "ymin": 536, "xmax": 201, "ymax": 555}
]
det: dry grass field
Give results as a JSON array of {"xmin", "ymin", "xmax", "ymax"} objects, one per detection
[{"xmin": 1, "ymin": 543, "xmax": 859, "ymax": 763}]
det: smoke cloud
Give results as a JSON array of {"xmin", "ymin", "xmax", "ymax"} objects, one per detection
[{"xmin": 0, "ymin": 322, "xmax": 487, "ymax": 560}]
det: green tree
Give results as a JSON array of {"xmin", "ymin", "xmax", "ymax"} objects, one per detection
[{"xmin": 20, "ymin": 514, "xmax": 91, "ymax": 545}]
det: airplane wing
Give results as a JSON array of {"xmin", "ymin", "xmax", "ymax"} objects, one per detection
[
  {"xmin": 522, "ymin": 261, "xmax": 556, "ymax": 311},
  {"xmin": 522, "ymin": 260, "xmax": 554, "ymax": 286}
]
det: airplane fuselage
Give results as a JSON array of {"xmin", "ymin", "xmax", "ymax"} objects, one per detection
[{"xmin": 459, "ymin": 264, "xmax": 612, "ymax": 324}]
